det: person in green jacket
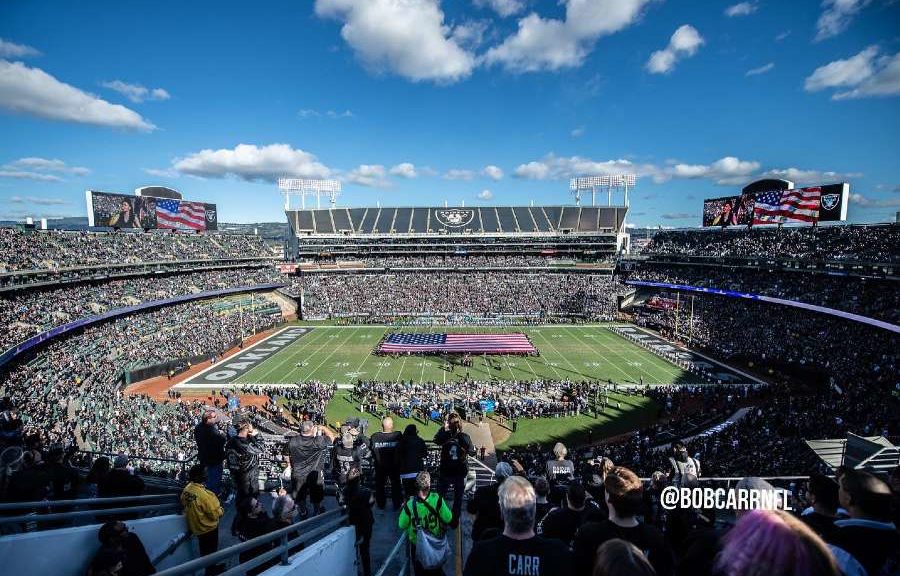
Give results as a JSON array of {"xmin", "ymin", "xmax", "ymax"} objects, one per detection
[{"xmin": 398, "ymin": 471, "xmax": 452, "ymax": 576}]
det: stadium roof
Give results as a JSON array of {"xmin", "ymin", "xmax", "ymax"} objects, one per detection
[{"xmin": 287, "ymin": 205, "xmax": 627, "ymax": 235}]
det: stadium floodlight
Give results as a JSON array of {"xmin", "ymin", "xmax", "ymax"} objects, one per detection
[
  {"xmin": 277, "ymin": 178, "xmax": 342, "ymax": 210},
  {"xmin": 569, "ymin": 174, "xmax": 636, "ymax": 207}
]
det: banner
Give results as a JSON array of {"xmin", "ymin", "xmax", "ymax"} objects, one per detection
[
  {"xmin": 702, "ymin": 183, "xmax": 848, "ymax": 227},
  {"xmin": 86, "ymin": 190, "xmax": 218, "ymax": 231}
]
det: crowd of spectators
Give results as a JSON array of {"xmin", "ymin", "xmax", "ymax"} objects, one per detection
[
  {"xmin": 0, "ymin": 228, "xmax": 275, "ymax": 272},
  {"xmin": 295, "ymin": 272, "xmax": 625, "ymax": 320},
  {"xmin": 1, "ymin": 267, "xmax": 282, "ymax": 349},
  {"xmin": 642, "ymin": 224, "xmax": 899, "ymax": 263},
  {"xmin": 303, "ymin": 255, "xmax": 580, "ymax": 269}
]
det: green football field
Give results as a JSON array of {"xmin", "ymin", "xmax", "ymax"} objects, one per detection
[{"xmin": 234, "ymin": 324, "xmax": 693, "ymax": 386}]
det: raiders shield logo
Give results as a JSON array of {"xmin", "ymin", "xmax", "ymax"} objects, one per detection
[
  {"xmin": 205, "ymin": 209, "xmax": 217, "ymax": 222},
  {"xmin": 820, "ymin": 194, "xmax": 839, "ymax": 211},
  {"xmin": 434, "ymin": 208, "xmax": 474, "ymax": 228}
]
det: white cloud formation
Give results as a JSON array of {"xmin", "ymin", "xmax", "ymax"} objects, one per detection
[
  {"xmin": 298, "ymin": 108, "xmax": 354, "ymax": 119},
  {"xmin": 849, "ymin": 193, "xmax": 900, "ymax": 208},
  {"xmin": 646, "ymin": 25, "xmax": 704, "ymax": 74},
  {"xmin": 477, "ymin": 189, "xmax": 494, "ymax": 200},
  {"xmin": 746, "ymin": 62, "xmax": 775, "ymax": 76},
  {"xmin": 143, "ymin": 168, "xmax": 178, "ymax": 178},
  {"xmin": 173, "ymin": 144, "xmax": 331, "ymax": 181},
  {"xmin": 0, "ymin": 38, "xmax": 41, "ymax": 59},
  {"xmin": 101, "ymin": 80, "xmax": 171, "ymax": 103},
  {"xmin": 474, "ymin": 0, "xmax": 524, "ymax": 17},
  {"xmin": 724, "ymin": 2, "xmax": 757, "ymax": 17},
  {"xmin": 762, "ymin": 167, "xmax": 862, "ymax": 183},
  {"xmin": 481, "ymin": 165, "xmax": 504, "ymax": 180},
  {"xmin": 5, "ymin": 157, "xmax": 90, "ymax": 176},
  {"xmin": 670, "ymin": 156, "xmax": 760, "ymax": 185},
  {"xmin": 0, "ymin": 60, "xmax": 155, "ymax": 131},
  {"xmin": 389, "ymin": 162, "xmax": 418, "ymax": 178},
  {"xmin": 314, "ymin": 0, "xmax": 476, "ymax": 83},
  {"xmin": 9, "ymin": 195, "xmax": 69, "ymax": 205},
  {"xmin": 805, "ymin": 47, "xmax": 900, "ymax": 100},
  {"xmin": 484, "ymin": 0, "xmax": 652, "ymax": 73},
  {"xmin": 444, "ymin": 169, "xmax": 476, "ymax": 180},
  {"xmin": 570, "ymin": 126, "xmax": 586, "ymax": 138},
  {"xmin": 815, "ymin": 0, "xmax": 870, "ymax": 42},
  {"xmin": 0, "ymin": 171, "xmax": 62, "ymax": 182},
  {"xmin": 345, "ymin": 164, "xmax": 390, "ymax": 187}
]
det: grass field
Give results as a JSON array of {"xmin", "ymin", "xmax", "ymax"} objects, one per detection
[
  {"xmin": 235, "ymin": 325, "xmax": 694, "ymax": 386},
  {"xmin": 223, "ymin": 324, "xmax": 693, "ymax": 448}
]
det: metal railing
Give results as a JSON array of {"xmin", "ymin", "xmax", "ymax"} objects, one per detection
[
  {"xmin": 153, "ymin": 508, "xmax": 349, "ymax": 576},
  {"xmin": 374, "ymin": 533, "xmax": 409, "ymax": 576},
  {"xmin": 0, "ymin": 494, "xmax": 182, "ymax": 528}
]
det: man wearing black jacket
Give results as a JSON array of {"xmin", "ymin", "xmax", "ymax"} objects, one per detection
[
  {"xmin": 369, "ymin": 416, "xmax": 402, "ymax": 509},
  {"xmin": 194, "ymin": 410, "xmax": 226, "ymax": 497},
  {"xmin": 225, "ymin": 419, "xmax": 263, "ymax": 506},
  {"xmin": 398, "ymin": 424, "xmax": 427, "ymax": 498},
  {"xmin": 433, "ymin": 413, "xmax": 474, "ymax": 528}
]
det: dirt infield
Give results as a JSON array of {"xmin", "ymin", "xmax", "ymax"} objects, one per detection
[{"xmin": 124, "ymin": 328, "xmax": 278, "ymax": 402}]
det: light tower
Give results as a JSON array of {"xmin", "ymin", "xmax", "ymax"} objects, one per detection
[
  {"xmin": 277, "ymin": 178, "xmax": 342, "ymax": 210},
  {"xmin": 569, "ymin": 174, "xmax": 636, "ymax": 207}
]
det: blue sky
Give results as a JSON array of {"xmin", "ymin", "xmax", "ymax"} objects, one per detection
[{"xmin": 1, "ymin": 0, "xmax": 898, "ymax": 226}]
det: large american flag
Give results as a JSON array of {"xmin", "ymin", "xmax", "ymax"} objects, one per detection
[
  {"xmin": 378, "ymin": 333, "xmax": 536, "ymax": 354},
  {"xmin": 752, "ymin": 187, "xmax": 821, "ymax": 225},
  {"xmin": 156, "ymin": 199, "xmax": 207, "ymax": 231}
]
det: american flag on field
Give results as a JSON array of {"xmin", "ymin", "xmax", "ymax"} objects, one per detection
[
  {"xmin": 156, "ymin": 199, "xmax": 207, "ymax": 231},
  {"xmin": 752, "ymin": 187, "xmax": 822, "ymax": 225},
  {"xmin": 378, "ymin": 333, "xmax": 536, "ymax": 355}
]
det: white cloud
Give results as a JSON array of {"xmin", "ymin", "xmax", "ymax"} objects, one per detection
[
  {"xmin": 513, "ymin": 154, "xmax": 660, "ymax": 182},
  {"xmin": 389, "ymin": 162, "xmax": 418, "ymax": 178},
  {"xmin": 0, "ymin": 38, "xmax": 41, "ymax": 59},
  {"xmin": 646, "ymin": 25, "xmax": 704, "ymax": 74},
  {"xmin": 9, "ymin": 195, "xmax": 69, "ymax": 205},
  {"xmin": 345, "ymin": 164, "xmax": 389, "ymax": 187},
  {"xmin": 298, "ymin": 108, "xmax": 355, "ymax": 119},
  {"xmin": 5, "ymin": 157, "xmax": 90, "ymax": 176},
  {"xmin": 474, "ymin": 0, "xmax": 524, "ymax": 17},
  {"xmin": 444, "ymin": 169, "xmax": 476, "ymax": 180},
  {"xmin": 570, "ymin": 126, "xmax": 586, "ymax": 138},
  {"xmin": 763, "ymin": 167, "xmax": 862, "ymax": 183},
  {"xmin": 314, "ymin": 0, "xmax": 476, "ymax": 83},
  {"xmin": 143, "ymin": 167, "xmax": 178, "ymax": 178},
  {"xmin": 101, "ymin": 80, "xmax": 171, "ymax": 103},
  {"xmin": 513, "ymin": 161, "xmax": 552, "ymax": 180},
  {"xmin": 815, "ymin": 0, "xmax": 870, "ymax": 42},
  {"xmin": 482, "ymin": 165, "xmax": 504, "ymax": 180},
  {"xmin": 805, "ymin": 47, "xmax": 900, "ymax": 100},
  {"xmin": 477, "ymin": 189, "xmax": 494, "ymax": 200},
  {"xmin": 484, "ymin": 0, "xmax": 652, "ymax": 73},
  {"xmin": 0, "ymin": 171, "xmax": 62, "ymax": 182},
  {"xmin": 849, "ymin": 193, "xmax": 900, "ymax": 208},
  {"xmin": 173, "ymin": 143, "xmax": 332, "ymax": 181},
  {"xmin": 724, "ymin": 2, "xmax": 757, "ymax": 17},
  {"xmin": 0, "ymin": 60, "xmax": 155, "ymax": 131},
  {"xmin": 746, "ymin": 62, "xmax": 774, "ymax": 76},
  {"xmin": 776, "ymin": 30, "xmax": 791, "ymax": 41},
  {"xmin": 670, "ymin": 156, "xmax": 760, "ymax": 185}
]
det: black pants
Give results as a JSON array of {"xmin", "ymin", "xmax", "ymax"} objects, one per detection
[
  {"xmin": 292, "ymin": 470, "xmax": 324, "ymax": 507},
  {"xmin": 197, "ymin": 528, "xmax": 222, "ymax": 576},
  {"xmin": 232, "ymin": 469, "xmax": 259, "ymax": 506},
  {"xmin": 357, "ymin": 529, "xmax": 372, "ymax": 576},
  {"xmin": 374, "ymin": 466, "xmax": 402, "ymax": 508},
  {"xmin": 439, "ymin": 473, "xmax": 465, "ymax": 527}
]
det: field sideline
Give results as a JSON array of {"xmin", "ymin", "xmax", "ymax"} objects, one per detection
[{"xmin": 233, "ymin": 324, "xmax": 695, "ymax": 386}]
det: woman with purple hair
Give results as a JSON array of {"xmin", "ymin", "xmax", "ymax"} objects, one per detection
[{"xmin": 715, "ymin": 509, "xmax": 839, "ymax": 576}]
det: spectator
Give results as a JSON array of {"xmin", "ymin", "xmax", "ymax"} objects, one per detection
[
  {"xmin": 98, "ymin": 455, "xmax": 145, "ymax": 499},
  {"xmin": 593, "ymin": 539, "xmax": 657, "ymax": 576},
  {"xmin": 398, "ymin": 424, "xmax": 427, "ymax": 498},
  {"xmin": 464, "ymin": 475, "xmax": 571, "ymax": 576},
  {"xmin": 194, "ymin": 410, "xmax": 227, "ymax": 498},
  {"xmin": 226, "ymin": 419, "xmax": 262, "ymax": 506},
  {"xmin": 234, "ymin": 497, "xmax": 278, "ymax": 576},
  {"xmin": 667, "ymin": 443, "xmax": 699, "ymax": 488},
  {"xmin": 285, "ymin": 420, "xmax": 336, "ymax": 518},
  {"xmin": 829, "ymin": 469, "xmax": 900, "ymax": 576},
  {"xmin": 715, "ymin": 509, "xmax": 839, "ymax": 576},
  {"xmin": 86, "ymin": 457, "xmax": 112, "ymax": 499},
  {"xmin": 369, "ymin": 416, "xmax": 402, "ymax": 510},
  {"xmin": 271, "ymin": 490, "xmax": 297, "ymax": 529},
  {"xmin": 573, "ymin": 467, "xmax": 673, "ymax": 576},
  {"xmin": 801, "ymin": 473, "xmax": 840, "ymax": 541},
  {"xmin": 469, "ymin": 461, "xmax": 514, "ymax": 542},
  {"xmin": 538, "ymin": 482, "xmax": 601, "ymax": 547},
  {"xmin": 533, "ymin": 477, "xmax": 553, "ymax": 531},
  {"xmin": 398, "ymin": 471, "xmax": 452, "ymax": 576},
  {"xmin": 433, "ymin": 413, "xmax": 475, "ymax": 528},
  {"xmin": 93, "ymin": 520, "xmax": 156, "ymax": 576},
  {"xmin": 180, "ymin": 465, "xmax": 224, "ymax": 576},
  {"xmin": 344, "ymin": 466, "xmax": 375, "ymax": 576}
]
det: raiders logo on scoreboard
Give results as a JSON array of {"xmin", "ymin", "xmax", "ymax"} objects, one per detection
[
  {"xmin": 205, "ymin": 209, "xmax": 217, "ymax": 222},
  {"xmin": 820, "ymin": 194, "xmax": 840, "ymax": 211},
  {"xmin": 434, "ymin": 208, "xmax": 475, "ymax": 228}
]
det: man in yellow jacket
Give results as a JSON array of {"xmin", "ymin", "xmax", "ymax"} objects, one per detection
[{"xmin": 181, "ymin": 464, "xmax": 224, "ymax": 575}]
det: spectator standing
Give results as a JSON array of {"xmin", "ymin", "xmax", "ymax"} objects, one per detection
[
  {"xmin": 369, "ymin": 416, "xmax": 402, "ymax": 509},
  {"xmin": 99, "ymin": 455, "xmax": 145, "ymax": 499},
  {"xmin": 593, "ymin": 539, "xmax": 657, "ymax": 576},
  {"xmin": 538, "ymin": 483, "xmax": 601, "ymax": 547},
  {"xmin": 86, "ymin": 457, "xmax": 111, "ymax": 499},
  {"xmin": 464, "ymin": 475, "xmax": 571, "ymax": 576},
  {"xmin": 194, "ymin": 410, "xmax": 227, "ymax": 497},
  {"xmin": 398, "ymin": 424, "xmax": 427, "ymax": 498},
  {"xmin": 344, "ymin": 466, "xmax": 375, "ymax": 576},
  {"xmin": 285, "ymin": 420, "xmax": 336, "ymax": 517},
  {"xmin": 398, "ymin": 471, "xmax": 453, "ymax": 576},
  {"xmin": 667, "ymin": 443, "xmax": 699, "ymax": 487},
  {"xmin": 801, "ymin": 473, "xmax": 840, "ymax": 541},
  {"xmin": 468, "ymin": 461, "xmax": 514, "ymax": 542},
  {"xmin": 225, "ymin": 419, "xmax": 262, "ymax": 506},
  {"xmin": 433, "ymin": 413, "xmax": 474, "ymax": 528},
  {"xmin": 181, "ymin": 465, "xmax": 224, "ymax": 576}
]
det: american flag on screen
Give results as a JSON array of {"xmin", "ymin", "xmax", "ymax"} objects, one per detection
[
  {"xmin": 378, "ymin": 333, "xmax": 536, "ymax": 354},
  {"xmin": 156, "ymin": 199, "xmax": 207, "ymax": 231},
  {"xmin": 752, "ymin": 187, "xmax": 821, "ymax": 225}
]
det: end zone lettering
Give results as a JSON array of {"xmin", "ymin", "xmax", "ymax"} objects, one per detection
[{"xmin": 191, "ymin": 327, "xmax": 310, "ymax": 384}]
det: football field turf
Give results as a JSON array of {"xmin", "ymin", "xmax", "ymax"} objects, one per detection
[{"xmin": 233, "ymin": 324, "xmax": 694, "ymax": 386}]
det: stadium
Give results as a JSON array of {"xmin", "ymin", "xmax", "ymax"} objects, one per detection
[{"xmin": 2, "ymin": 3, "xmax": 899, "ymax": 576}]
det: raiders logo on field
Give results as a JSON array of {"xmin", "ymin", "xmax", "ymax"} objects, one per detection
[
  {"xmin": 434, "ymin": 208, "xmax": 474, "ymax": 228},
  {"xmin": 820, "ymin": 194, "xmax": 840, "ymax": 211}
]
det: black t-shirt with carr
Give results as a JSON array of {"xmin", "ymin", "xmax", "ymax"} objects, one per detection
[{"xmin": 464, "ymin": 535, "xmax": 571, "ymax": 576}]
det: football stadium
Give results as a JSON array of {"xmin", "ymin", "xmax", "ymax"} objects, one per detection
[{"xmin": 1, "ymin": 3, "xmax": 899, "ymax": 576}]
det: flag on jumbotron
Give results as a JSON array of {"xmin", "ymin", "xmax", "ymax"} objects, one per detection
[
  {"xmin": 752, "ymin": 187, "xmax": 822, "ymax": 225},
  {"xmin": 156, "ymin": 199, "xmax": 207, "ymax": 231},
  {"xmin": 378, "ymin": 333, "xmax": 536, "ymax": 354}
]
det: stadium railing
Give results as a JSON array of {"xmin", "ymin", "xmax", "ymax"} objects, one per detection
[
  {"xmin": 0, "ymin": 494, "xmax": 182, "ymax": 530},
  {"xmin": 374, "ymin": 533, "xmax": 410, "ymax": 576}
]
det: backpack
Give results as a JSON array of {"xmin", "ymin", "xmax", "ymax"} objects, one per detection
[
  {"xmin": 440, "ymin": 434, "xmax": 468, "ymax": 476},
  {"xmin": 669, "ymin": 456, "xmax": 700, "ymax": 487},
  {"xmin": 407, "ymin": 495, "xmax": 450, "ymax": 569}
]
